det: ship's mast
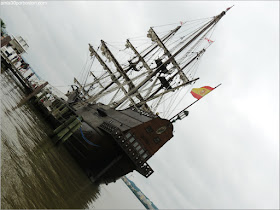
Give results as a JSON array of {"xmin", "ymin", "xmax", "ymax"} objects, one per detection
[
  {"xmin": 142, "ymin": 25, "xmax": 181, "ymax": 59},
  {"xmin": 87, "ymin": 44, "xmax": 138, "ymax": 107},
  {"xmin": 135, "ymin": 77, "xmax": 199, "ymax": 108},
  {"xmin": 147, "ymin": 27, "xmax": 189, "ymax": 83},
  {"xmin": 143, "ymin": 48, "xmax": 205, "ymax": 103},
  {"xmin": 113, "ymin": 10, "xmax": 227, "ymax": 109},
  {"xmin": 85, "ymin": 26, "xmax": 181, "ymax": 97},
  {"xmin": 85, "ymin": 25, "xmax": 183, "ymax": 108},
  {"xmin": 77, "ymin": 8, "xmax": 229, "ymax": 116},
  {"xmin": 125, "ymin": 39, "xmax": 153, "ymax": 74}
]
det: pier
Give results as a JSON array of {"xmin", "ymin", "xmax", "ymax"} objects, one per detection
[
  {"xmin": 1, "ymin": 53, "xmax": 34, "ymax": 92},
  {"xmin": 1, "ymin": 51, "xmax": 81, "ymax": 145}
]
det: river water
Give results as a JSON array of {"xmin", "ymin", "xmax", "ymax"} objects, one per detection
[{"xmin": 1, "ymin": 71, "xmax": 145, "ymax": 209}]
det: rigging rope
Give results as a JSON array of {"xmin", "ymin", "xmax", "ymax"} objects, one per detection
[
  {"xmin": 77, "ymin": 49, "xmax": 90, "ymax": 84},
  {"xmin": 166, "ymin": 81, "xmax": 195, "ymax": 119},
  {"xmin": 160, "ymin": 87, "xmax": 182, "ymax": 118},
  {"xmin": 74, "ymin": 14, "xmax": 220, "ymax": 117}
]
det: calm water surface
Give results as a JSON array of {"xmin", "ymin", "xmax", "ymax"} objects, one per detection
[{"xmin": 1, "ymin": 71, "xmax": 145, "ymax": 209}]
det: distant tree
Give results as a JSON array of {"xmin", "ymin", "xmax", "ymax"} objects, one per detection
[{"xmin": 1, "ymin": 18, "xmax": 7, "ymax": 36}]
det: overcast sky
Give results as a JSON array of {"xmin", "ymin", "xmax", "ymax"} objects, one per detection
[{"xmin": 1, "ymin": 1, "xmax": 279, "ymax": 209}]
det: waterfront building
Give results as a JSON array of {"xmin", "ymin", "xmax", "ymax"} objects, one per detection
[{"xmin": 9, "ymin": 35, "xmax": 29, "ymax": 55}]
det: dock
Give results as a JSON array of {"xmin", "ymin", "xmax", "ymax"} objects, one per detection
[
  {"xmin": 1, "ymin": 53, "xmax": 34, "ymax": 92},
  {"xmin": 1, "ymin": 52, "xmax": 82, "ymax": 145}
]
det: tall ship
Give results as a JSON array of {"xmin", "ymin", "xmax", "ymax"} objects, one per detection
[{"xmin": 48, "ymin": 7, "xmax": 232, "ymax": 184}]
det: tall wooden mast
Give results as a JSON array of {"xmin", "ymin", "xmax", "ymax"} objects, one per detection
[
  {"xmin": 147, "ymin": 27, "xmax": 189, "ymax": 83},
  {"xmin": 86, "ymin": 44, "xmax": 138, "ymax": 107},
  {"xmin": 76, "ymin": 8, "xmax": 229, "ymax": 116},
  {"xmin": 85, "ymin": 25, "xmax": 182, "ymax": 108},
  {"xmin": 113, "ymin": 10, "xmax": 227, "ymax": 109}
]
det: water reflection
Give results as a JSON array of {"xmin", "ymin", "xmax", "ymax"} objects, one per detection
[{"xmin": 1, "ymin": 72, "xmax": 100, "ymax": 209}]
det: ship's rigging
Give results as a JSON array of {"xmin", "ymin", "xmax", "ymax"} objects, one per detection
[{"xmin": 71, "ymin": 9, "xmax": 229, "ymax": 119}]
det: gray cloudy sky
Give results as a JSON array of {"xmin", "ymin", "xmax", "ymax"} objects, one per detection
[{"xmin": 1, "ymin": 1, "xmax": 279, "ymax": 209}]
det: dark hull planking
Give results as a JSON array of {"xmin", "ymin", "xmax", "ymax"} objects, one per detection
[{"xmin": 62, "ymin": 103, "xmax": 173, "ymax": 184}]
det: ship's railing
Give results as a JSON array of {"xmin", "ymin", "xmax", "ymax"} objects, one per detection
[
  {"xmin": 99, "ymin": 122, "xmax": 154, "ymax": 178},
  {"xmin": 130, "ymin": 107, "xmax": 158, "ymax": 119}
]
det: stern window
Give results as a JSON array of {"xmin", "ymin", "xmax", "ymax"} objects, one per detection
[
  {"xmin": 136, "ymin": 145, "xmax": 141, "ymax": 151},
  {"xmin": 129, "ymin": 137, "xmax": 135, "ymax": 143},
  {"xmin": 139, "ymin": 149, "xmax": 144, "ymax": 155},
  {"xmin": 142, "ymin": 153, "xmax": 148, "ymax": 159},
  {"xmin": 125, "ymin": 132, "xmax": 132, "ymax": 139},
  {"xmin": 153, "ymin": 137, "xmax": 161, "ymax": 144},
  {"xmin": 145, "ymin": 126, "xmax": 153, "ymax": 133}
]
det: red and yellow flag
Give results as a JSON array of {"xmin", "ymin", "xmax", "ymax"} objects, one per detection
[{"xmin": 191, "ymin": 86, "xmax": 214, "ymax": 100}]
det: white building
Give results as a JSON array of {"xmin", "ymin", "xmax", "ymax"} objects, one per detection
[
  {"xmin": 1, "ymin": 45, "xmax": 18, "ymax": 62},
  {"xmin": 9, "ymin": 35, "xmax": 29, "ymax": 55}
]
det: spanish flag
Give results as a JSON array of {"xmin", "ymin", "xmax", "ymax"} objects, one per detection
[{"xmin": 191, "ymin": 86, "xmax": 214, "ymax": 100}]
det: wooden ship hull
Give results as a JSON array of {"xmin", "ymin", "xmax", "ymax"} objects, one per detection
[{"xmin": 51, "ymin": 101, "xmax": 173, "ymax": 184}]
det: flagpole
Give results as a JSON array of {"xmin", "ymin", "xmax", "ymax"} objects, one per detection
[{"xmin": 169, "ymin": 83, "xmax": 222, "ymax": 123}]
